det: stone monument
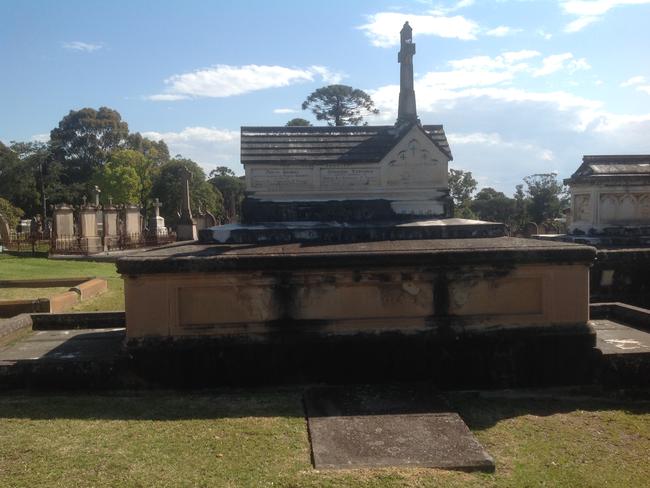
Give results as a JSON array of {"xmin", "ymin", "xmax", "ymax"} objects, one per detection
[
  {"xmin": 79, "ymin": 196, "xmax": 102, "ymax": 253},
  {"xmin": 52, "ymin": 203, "xmax": 76, "ymax": 252},
  {"xmin": 149, "ymin": 198, "xmax": 168, "ymax": 237},
  {"xmin": 118, "ymin": 23, "xmax": 597, "ymax": 387},
  {"xmin": 565, "ymin": 155, "xmax": 650, "ymax": 245},
  {"xmin": 103, "ymin": 197, "xmax": 120, "ymax": 250},
  {"xmin": 176, "ymin": 167, "xmax": 198, "ymax": 241}
]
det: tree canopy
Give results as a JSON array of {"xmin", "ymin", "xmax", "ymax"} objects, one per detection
[
  {"xmin": 523, "ymin": 173, "xmax": 568, "ymax": 223},
  {"xmin": 209, "ymin": 168, "xmax": 245, "ymax": 223},
  {"xmin": 302, "ymin": 85, "xmax": 379, "ymax": 126},
  {"xmin": 285, "ymin": 118, "xmax": 312, "ymax": 127},
  {"xmin": 151, "ymin": 158, "xmax": 223, "ymax": 227},
  {"xmin": 448, "ymin": 168, "xmax": 477, "ymax": 218}
]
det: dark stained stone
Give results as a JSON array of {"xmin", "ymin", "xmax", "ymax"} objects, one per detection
[
  {"xmin": 304, "ymin": 384, "xmax": 494, "ymax": 471},
  {"xmin": 565, "ymin": 154, "xmax": 650, "ymax": 185}
]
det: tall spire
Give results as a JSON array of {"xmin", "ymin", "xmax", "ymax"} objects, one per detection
[{"xmin": 397, "ymin": 21, "xmax": 419, "ymax": 126}]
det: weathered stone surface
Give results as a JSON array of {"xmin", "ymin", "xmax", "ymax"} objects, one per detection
[
  {"xmin": 304, "ymin": 385, "xmax": 494, "ymax": 471},
  {"xmin": 200, "ymin": 218, "xmax": 505, "ymax": 244}
]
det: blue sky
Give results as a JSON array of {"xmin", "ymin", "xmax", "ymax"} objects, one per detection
[{"xmin": 2, "ymin": 0, "xmax": 650, "ymax": 193}]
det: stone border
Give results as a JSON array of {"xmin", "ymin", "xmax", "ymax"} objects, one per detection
[
  {"xmin": 590, "ymin": 302, "xmax": 650, "ymax": 331},
  {"xmin": 0, "ymin": 277, "xmax": 108, "ymax": 317},
  {"xmin": 30, "ymin": 311, "xmax": 125, "ymax": 330},
  {"xmin": 0, "ymin": 314, "xmax": 32, "ymax": 344}
]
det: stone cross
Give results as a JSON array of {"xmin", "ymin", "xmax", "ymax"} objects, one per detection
[
  {"xmin": 397, "ymin": 21, "xmax": 418, "ymax": 125},
  {"xmin": 179, "ymin": 166, "xmax": 194, "ymax": 225},
  {"xmin": 108, "ymin": 196, "xmax": 114, "ymax": 206},
  {"xmin": 152, "ymin": 197, "xmax": 163, "ymax": 218},
  {"xmin": 82, "ymin": 195, "xmax": 87, "ymax": 207}
]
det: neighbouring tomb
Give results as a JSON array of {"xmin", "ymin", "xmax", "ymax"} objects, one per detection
[
  {"xmin": 149, "ymin": 198, "xmax": 167, "ymax": 237},
  {"xmin": 52, "ymin": 203, "xmax": 76, "ymax": 252},
  {"xmin": 118, "ymin": 23, "xmax": 597, "ymax": 387},
  {"xmin": 565, "ymin": 155, "xmax": 650, "ymax": 245},
  {"xmin": 79, "ymin": 198, "xmax": 102, "ymax": 253},
  {"xmin": 103, "ymin": 198, "xmax": 120, "ymax": 250}
]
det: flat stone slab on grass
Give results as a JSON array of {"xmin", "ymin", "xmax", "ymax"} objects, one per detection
[{"xmin": 304, "ymin": 384, "xmax": 494, "ymax": 472}]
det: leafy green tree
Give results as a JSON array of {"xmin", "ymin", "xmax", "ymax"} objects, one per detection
[
  {"xmin": 151, "ymin": 157, "xmax": 223, "ymax": 227},
  {"xmin": 0, "ymin": 142, "xmax": 40, "ymax": 216},
  {"xmin": 523, "ymin": 173, "xmax": 568, "ymax": 224},
  {"xmin": 448, "ymin": 168, "xmax": 477, "ymax": 218},
  {"xmin": 50, "ymin": 107, "xmax": 129, "ymax": 197},
  {"xmin": 302, "ymin": 85, "xmax": 379, "ymax": 126},
  {"xmin": 101, "ymin": 149, "xmax": 158, "ymax": 210},
  {"xmin": 470, "ymin": 187, "xmax": 516, "ymax": 224},
  {"xmin": 209, "ymin": 167, "xmax": 245, "ymax": 223},
  {"xmin": 0, "ymin": 197, "xmax": 24, "ymax": 229},
  {"xmin": 512, "ymin": 183, "xmax": 529, "ymax": 229},
  {"xmin": 127, "ymin": 132, "xmax": 170, "ymax": 167},
  {"xmin": 92, "ymin": 160, "xmax": 142, "ymax": 205},
  {"xmin": 286, "ymin": 118, "xmax": 312, "ymax": 127}
]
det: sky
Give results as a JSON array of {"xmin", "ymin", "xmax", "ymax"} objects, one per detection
[{"xmin": 1, "ymin": 0, "xmax": 650, "ymax": 194}]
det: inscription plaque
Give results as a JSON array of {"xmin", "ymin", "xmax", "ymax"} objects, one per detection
[
  {"xmin": 320, "ymin": 168, "xmax": 380, "ymax": 190},
  {"xmin": 250, "ymin": 168, "xmax": 313, "ymax": 191}
]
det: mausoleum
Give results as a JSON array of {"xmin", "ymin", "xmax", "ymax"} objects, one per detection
[
  {"xmin": 117, "ymin": 23, "xmax": 597, "ymax": 387},
  {"xmin": 566, "ymin": 154, "xmax": 650, "ymax": 236}
]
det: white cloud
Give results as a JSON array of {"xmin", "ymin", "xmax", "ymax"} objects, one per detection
[
  {"xmin": 533, "ymin": 53, "xmax": 590, "ymax": 77},
  {"xmin": 536, "ymin": 29, "xmax": 553, "ymax": 40},
  {"xmin": 620, "ymin": 75, "xmax": 646, "ymax": 87},
  {"xmin": 309, "ymin": 65, "xmax": 346, "ymax": 84},
  {"xmin": 62, "ymin": 41, "xmax": 103, "ymax": 52},
  {"xmin": 142, "ymin": 127, "xmax": 242, "ymax": 175},
  {"xmin": 358, "ymin": 12, "xmax": 480, "ymax": 47},
  {"xmin": 561, "ymin": 0, "xmax": 650, "ymax": 32},
  {"xmin": 148, "ymin": 64, "xmax": 343, "ymax": 101},
  {"xmin": 486, "ymin": 26, "xmax": 522, "ymax": 37},
  {"xmin": 273, "ymin": 108, "xmax": 298, "ymax": 114},
  {"xmin": 449, "ymin": 132, "xmax": 555, "ymax": 160}
]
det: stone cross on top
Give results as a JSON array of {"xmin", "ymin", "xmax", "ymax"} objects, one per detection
[
  {"xmin": 81, "ymin": 195, "xmax": 88, "ymax": 207},
  {"xmin": 152, "ymin": 197, "xmax": 163, "ymax": 218},
  {"xmin": 397, "ymin": 21, "xmax": 419, "ymax": 126}
]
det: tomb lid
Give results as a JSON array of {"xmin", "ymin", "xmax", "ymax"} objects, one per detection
[{"xmin": 241, "ymin": 123, "xmax": 452, "ymax": 166}]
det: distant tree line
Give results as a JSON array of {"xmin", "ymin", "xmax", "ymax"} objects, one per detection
[
  {"xmin": 0, "ymin": 107, "xmax": 245, "ymax": 227},
  {"xmin": 448, "ymin": 168, "xmax": 570, "ymax": 230}
]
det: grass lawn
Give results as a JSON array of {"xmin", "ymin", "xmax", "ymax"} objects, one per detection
[
  {"xmin": 0, "ymin": 389, "xmax": 648, "ymax": 488},
  {"xmin": 0, "ymin": 254, "xmax": 124, "ymax": 311}
]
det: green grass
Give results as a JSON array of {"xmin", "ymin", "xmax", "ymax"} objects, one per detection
[
  {"xmin": 0, "ymin": 389, "xmax": 648, "ymax": 488},
  {"xmin": 0, "ymin": 254, "xmax": 124, "ymax": 311},
  {"xmin": 0, "ymin": 287, "xmax": 71, "ymax": 300}
]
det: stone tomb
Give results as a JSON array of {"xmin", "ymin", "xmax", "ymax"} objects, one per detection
[{"xmin": 119, "ymin": 23, "xmax": 597, "ymax": 387}]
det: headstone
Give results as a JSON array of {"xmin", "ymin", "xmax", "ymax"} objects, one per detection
[
  {"xmin": 0, "ymin": 213, "xmax": 11, "ymax": 246},
  {"xmin": 149, "ymin": 198, "xmax": 167, "ymax": 237},
  {"xmin": 18, "ymin": 219, "xmax": 31, "ymax": 234},
  {"xmin": 123, "ymin": 204, "xmax": 142, "ymax": 242},
  {"xmin": 176, "ymin": 166, "xmax": 197, "ymax": 241},
  {"xmin": 93, "ymin": 185, "xmax": 104, "ymax": 237},
  {"xmin": 102, "ymin": 197, "xmax": 119, "ymax": 250},
  {"xmin": 53, "ymin": 204, "xmax": 75, "ymax": 252},
  {"xmin": 195, "ymin": 205, "xmax": 217, "ymax": 232},
  {"xmin": 79, "ymin": 201, "xmax": 102, "ymax": 253}
]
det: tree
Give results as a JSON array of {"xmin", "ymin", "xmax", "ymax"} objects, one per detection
[
  {"xmin": 286, "ymin": 118, "xmax": 312, "ymax": 127},
  {"xmin": 127, "ymin": 132, "xmax": 170, "ymax": 167},
  {"xmin": 0, "ymin": 142, "xmax": 41, "ymax": 217},
  {"xmin": 209, "ymin": 168, "xmax": 245, "ymax": 223},
  {"xmin": 50, "ymin": 107, "xmax": 129, "ymax": 195},
  {"xmin": 92, "ymin": 161, "xmax": 141, "ymax": 205},
  {"xmin": 101, "ymin": 149, "xmax": 158, "ymax": 210},
  {"xmin": 151, "ymin": 157, "xmax": 223, "ymax": 227},
  {"xmin": 523, "ymin": 173, "xmax": 568, "ymax": 223},
  {"xmin": 302, "ymin": 85, "xmax": 379, "ymax": 126},
  {"xmin": 0, "ymin": 197, "xmax": 24, "ymax": 229},
  {"xmin": 448, "ymin": 169, "xmax": 477, "ymax": 218},
  {"xmin": 471, "ymin": 187, "xmax": 516, "ymax": 224}
]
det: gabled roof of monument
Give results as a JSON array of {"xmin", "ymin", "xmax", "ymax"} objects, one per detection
[
  {"xmin": 240, "ymin": 124, "xmax": 452, "ymax": 165},
  {"xmin": 566, "ymin": 155, "xmax": 650, "ymax": 184}
]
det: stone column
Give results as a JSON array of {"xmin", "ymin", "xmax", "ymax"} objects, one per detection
[
  {"xmin": 79, "ymin": 198, "xmax": 102, "ymax": 254},
  {"xmin": 177, "ymin": 166, "xmax": 197, "ymax": 241},
  {"xmin": 103, "ymin": 197, "xmax": 119, "ymax": 250},
  {"xmin": 53, "ymin": 203, "xmax": 75, "ymax": 252}
]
